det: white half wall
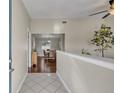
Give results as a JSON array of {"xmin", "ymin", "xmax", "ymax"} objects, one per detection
[
  {"xmin": 31, "ymin": 15, "xmax": 114, "ymax": 58},
  {"xmin": 57, "ymin": 51, "xmax": 114, "ymax": 93},
  {"xmin": 12, "ymin": 0, "xmax": 31, "ymax": 93}
]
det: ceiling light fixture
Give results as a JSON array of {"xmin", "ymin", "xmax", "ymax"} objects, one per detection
[{"xmin": 62, "ymin": 21, "xmax": 67, "ymax": 24}]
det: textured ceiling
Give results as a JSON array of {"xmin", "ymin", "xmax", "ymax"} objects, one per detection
[{"xmin": 22, "ymin": 0, "xmax": 109, "ymax": 19}]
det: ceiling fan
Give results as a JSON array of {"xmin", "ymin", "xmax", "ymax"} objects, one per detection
[{"xmin": 89, "ymin": 0, "xmax": 114, "ymax": 19}]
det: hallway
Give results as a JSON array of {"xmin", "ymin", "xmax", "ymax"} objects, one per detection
[
  {"xmin": 10, "ymin": 0, "xmax": 114, "ymax": 93},
  {"xmin": 19, "ymin": 73, "xmax": 68, "ymax": 93}
]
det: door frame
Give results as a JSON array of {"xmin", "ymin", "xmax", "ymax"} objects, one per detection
[
  {"xmin": 28, "ymin": 32, "xmax": 65, "ymax": 69},
  {"xmin": 9, "ymin": 0, "xmax": 12, "ymax": 93}
]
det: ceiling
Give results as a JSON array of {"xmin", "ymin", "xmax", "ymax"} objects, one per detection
[{"xmin": 22, "ymin": 0, "xmax": 109, "ymax": 19}]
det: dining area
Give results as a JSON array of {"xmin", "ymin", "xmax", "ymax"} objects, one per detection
[{"xmin": 43, "ymin": 49, "xmax": 56, "ymax": 62}]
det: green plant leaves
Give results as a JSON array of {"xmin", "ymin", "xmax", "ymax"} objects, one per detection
[
  {"xmin": 82, "ymin": 48, "xmax": 91, "ymax": 55},
  {"xmin": 91, "ymin": 24, "xmax": 114, "ymax": 57}
]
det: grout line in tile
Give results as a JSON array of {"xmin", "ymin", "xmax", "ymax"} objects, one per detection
[{"xmin": 37, "ymin": 79, "xmax": 58, "ymax": 93}]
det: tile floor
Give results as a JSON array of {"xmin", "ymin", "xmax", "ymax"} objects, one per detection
[{"xmin": 19, "ymin": 73, "xmax": 68, "ymax": 93}]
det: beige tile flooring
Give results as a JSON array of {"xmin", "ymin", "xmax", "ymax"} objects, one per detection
[{"xmin": 19, "ymin": 73, "xmax": 68, "ymax": 93}]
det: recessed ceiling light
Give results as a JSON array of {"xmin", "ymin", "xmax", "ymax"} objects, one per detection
[{"xmin": 48, "ymin": 40, "xmax": 51, "ymax": 43}]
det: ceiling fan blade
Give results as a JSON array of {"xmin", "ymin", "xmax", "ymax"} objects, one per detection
[
  {"xmin": 109, "ymin": 0, "xmax": 114, "ymax": 6},
  {"xmin": 102, "ymin": 13, "xmax": 110, "ymax": 19},
  {"xmin": 89, "ymin": 10, "xmax": 108, "ymax": 16}
]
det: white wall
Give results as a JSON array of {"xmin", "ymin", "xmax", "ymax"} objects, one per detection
[
  {"xmin": 57, "ymin": 51, "xmax": 114, "ymax": 93},
  {"xmin": 31, "ymin": 15, "xmax": 114, "ymax": 58},
  {"xmin": 12, "ymin": 0, "xmax": 30, "ymax": 93}
]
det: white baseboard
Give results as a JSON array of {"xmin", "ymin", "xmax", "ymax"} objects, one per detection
[
  {"xmin": 56, "ymin": 71, "xmax": 72, "ymax": 93},
  {"xmin": 16, "ymin": 73, "xmax": 28, "ymax": 93}
]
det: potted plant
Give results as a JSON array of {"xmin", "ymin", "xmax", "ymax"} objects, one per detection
[{"xmin": 91, "ymin": 24, "xmax": 114, "ymax": 57}]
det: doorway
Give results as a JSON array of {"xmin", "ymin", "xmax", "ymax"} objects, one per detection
[{"xmin": 28, "ymin": 33, "xmax": 65, "ymax": 73}]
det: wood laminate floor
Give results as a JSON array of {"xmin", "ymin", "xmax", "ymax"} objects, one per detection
[{"xmin": 28, "ymin": 56, "xmax": 56, "ymax": 73}]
